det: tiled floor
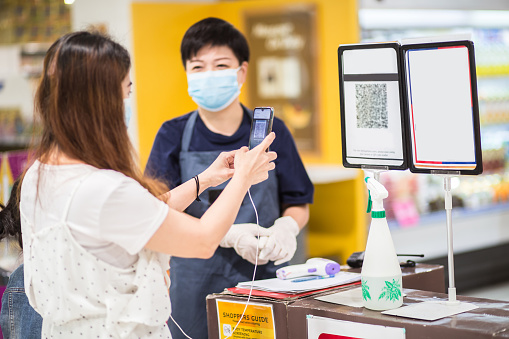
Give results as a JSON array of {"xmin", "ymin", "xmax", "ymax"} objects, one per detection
[{"xmin": 463, "ymin": 280, "xmax": 509, "ymax": 301}]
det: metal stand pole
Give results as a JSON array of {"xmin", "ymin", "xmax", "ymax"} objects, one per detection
[{"xmin": 443, "ymin": 175, "xmax": 460, "ymax": 305}]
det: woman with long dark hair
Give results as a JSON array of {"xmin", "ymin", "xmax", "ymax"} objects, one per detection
[{"xmin": 20, "ymin": 31, "xmax": 276, "ymax": 338}]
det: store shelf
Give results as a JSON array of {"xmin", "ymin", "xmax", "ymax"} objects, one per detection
[
  {"xmin": 391, "ymin": 203, "xmax": 509, "ymax": 260},
  {"xmin": 0, "ymin": 136, "xmax": 32, "ymax": 152},
  {"xmin": 477, "ymin": 67, "xmax": 509, "ymax": 77}
]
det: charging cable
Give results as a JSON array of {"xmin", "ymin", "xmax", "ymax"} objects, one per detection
[
  {"xmin": 224, "ymin": 188, "xmax": 259, "ymax": 339},
  {"xmin": 169, "ymin": 313, "xmax": 192, "ymax": 339},
  {"xmin": 170, "ymin": 188, "xmax": 261, "ymax": 339}
]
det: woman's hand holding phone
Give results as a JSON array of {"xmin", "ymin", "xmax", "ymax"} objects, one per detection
[
  {"xmin": 200, "ymin": 150, "xmax": 236, "ymax": 188},
  {"xmin": 234, "ymin": 132, "xmax": 277, "ymax": 186},
  {"xmin": 195, "ymin": 132, "xmax": 275, "ymax": 194}
]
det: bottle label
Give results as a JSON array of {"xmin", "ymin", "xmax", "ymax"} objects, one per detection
[
  {"xmin": 361, "ymin": 275, "xmax": 402, "ymax": 311},
  {"xmin": 371, "ymin": 210, "xmax": 386, "ymax": 218}
]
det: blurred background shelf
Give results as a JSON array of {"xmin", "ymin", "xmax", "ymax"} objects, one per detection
[{"xmin": 305, "ymin": 164, "xmax": 359, "ymax": 184}]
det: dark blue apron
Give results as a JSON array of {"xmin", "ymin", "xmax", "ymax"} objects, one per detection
[{"xmin": 168, "ymin": 110, "xmax": 281, "ymax": 339}]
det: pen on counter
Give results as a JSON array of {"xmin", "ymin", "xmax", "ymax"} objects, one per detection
[{"xmin": 291, "ymin": 275, "xmax": 335, "ymax": 283}]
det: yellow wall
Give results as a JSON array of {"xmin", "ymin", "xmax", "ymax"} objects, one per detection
[
  {"xmin": 132, "ymin": 0, "xmax": 359, "ymax": 166},
  {"xmin": 131, "ymin": 0, "xmax": 366, "ymax": 263}
]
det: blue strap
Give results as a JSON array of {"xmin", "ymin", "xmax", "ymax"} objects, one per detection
[
  {"xmin": 181, "ymin": 110, "xmax": 199, "ymax": 152},
  {"xmin": 182, "ymin": 106, "xmax": 252, "ymax": 152}
]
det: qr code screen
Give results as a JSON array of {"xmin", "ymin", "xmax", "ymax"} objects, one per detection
[{"xmin": 355, "ymin": 83, "xmax": 388, "ymax": 129}]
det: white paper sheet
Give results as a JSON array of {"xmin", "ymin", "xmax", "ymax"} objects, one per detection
[
  {"xmin": 382, "ymin": 300, "xmax": 478, "ymax": 321},
  {"xmin": 315, "ymin": 287, "xmax": 407, "ymax": 308},
  {"xmin": 236, "ymin": 272, "xmax": 360, "ymax": 294},
  {"xmin": 315, "ymin": 287, "xmax": 365, "ymax": 307}
]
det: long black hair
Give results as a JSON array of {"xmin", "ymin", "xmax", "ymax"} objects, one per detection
[{"xmin": 0, "ymin": 179, "xmax": 22, "ymax": 249}]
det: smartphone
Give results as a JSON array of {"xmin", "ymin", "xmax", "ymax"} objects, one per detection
[{"xmin": 248, "ymin": 107, "xmax": 274, "ymax": 150}]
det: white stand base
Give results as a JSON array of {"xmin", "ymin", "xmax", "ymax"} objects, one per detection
[{"xmin": 382, "ymin": 300, "xmax": 478, "ymax": 321}]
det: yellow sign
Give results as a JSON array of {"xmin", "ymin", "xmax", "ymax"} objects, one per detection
[{"xmin": 216, "ymin": 299, "xmax": 276, "ymax": 339}]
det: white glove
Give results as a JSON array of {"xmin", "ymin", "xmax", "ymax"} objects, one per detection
[
  {"xmin": 258, "ymin": 216, "xmax": 300, "ymax": 266},
  {"xmin": 220, "ymin": 223, "xmax": 271, "ymax": 265}
]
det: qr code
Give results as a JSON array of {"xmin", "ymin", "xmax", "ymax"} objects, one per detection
[
  {"xmin": 223, "ymin": 324, "xmax": 232, "ymax": 336},
  {"xmin": 355, "ymin": 83, "xmax": 388, "ymax": 129}
]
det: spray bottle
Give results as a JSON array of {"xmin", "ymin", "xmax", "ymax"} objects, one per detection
[{"xmin": 361, "ymin": 177, "xmax": 403, "ymax": 311}]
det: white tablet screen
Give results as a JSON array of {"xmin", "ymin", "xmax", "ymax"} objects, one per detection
[{"xmin": 405, "ymin": 46, "xmax": 477, "ymax": 171}]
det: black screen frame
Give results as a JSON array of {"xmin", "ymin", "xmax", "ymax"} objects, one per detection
[
  {"xmin": 400, "ymin": 40, "xmax": 483, "ymax": 175},
  {"xmin": 338, "ymin": 42, "xmax": 409, "ymax": 171}
]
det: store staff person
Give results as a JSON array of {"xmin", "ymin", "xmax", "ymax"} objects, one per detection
[{"xmin": 146, "ymin": 17, "xmax": 314, "ymax": 339}]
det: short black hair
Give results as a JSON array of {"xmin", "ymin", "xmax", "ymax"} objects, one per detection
[{"xmin": 180, "ymin": 17, "xmax": 249, "ymax": 68}]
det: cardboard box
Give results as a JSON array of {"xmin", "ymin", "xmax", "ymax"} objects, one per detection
[
  {"xmin": 207, "ymin": 264, "xmax": 444, "ymax": 339},
  {"xmin": 207, "ymin": 294, "xmax": 289, "ymax": 339}
]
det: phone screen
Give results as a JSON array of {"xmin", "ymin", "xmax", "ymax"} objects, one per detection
[
  {"xmin": 253, "ymin": 120, "xmax": 268, "ymax": 139},
  {"xmin": 249, "ymin": 107, "xmax": 274, "ymax": 149}
]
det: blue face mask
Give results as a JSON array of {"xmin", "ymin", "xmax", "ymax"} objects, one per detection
[
  {"xmin": 123, "ymin": 98, "xmax": 132, "ymax": 128},
  {"xmin": 187, "ymin": 68, "xmax": 241, "ymax": 112}
]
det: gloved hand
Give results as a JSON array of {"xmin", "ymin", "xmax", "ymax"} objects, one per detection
[
  {"xmin": 258, "ymin": 216, "xmax": 300, "ymax": 265},
  {"xmin": 220, "ymin": 223, "xmax": 271, "ymax": 265}
]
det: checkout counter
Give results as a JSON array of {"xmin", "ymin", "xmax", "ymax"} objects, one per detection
[
  {"xmin": 287, "ymin": 288, "xmax": 509, "ymax": 339},
  {"xmin": 206, "ymin": 263, "xmax": 509, "ymax": 339}
]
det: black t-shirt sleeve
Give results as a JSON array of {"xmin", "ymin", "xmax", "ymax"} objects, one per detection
[
  {"xmin": 145, "ymin": 119, "xmax": 185, "ymax": 189},
  {"xmin": 272, "ymin": 118, "xmax": 314, "ymax": 205}
]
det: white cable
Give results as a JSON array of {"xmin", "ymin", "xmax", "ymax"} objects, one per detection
[
  {"xmin": 225, "ymin": 188, "xmax": 259, "ymax": 339},
  {"xmin": 170, "ymin": 188, "xmax": 260, "ymax": 339},
  {"xmin": 169, "ymin": 313, "xmax": 193, "ymax": 339}
]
